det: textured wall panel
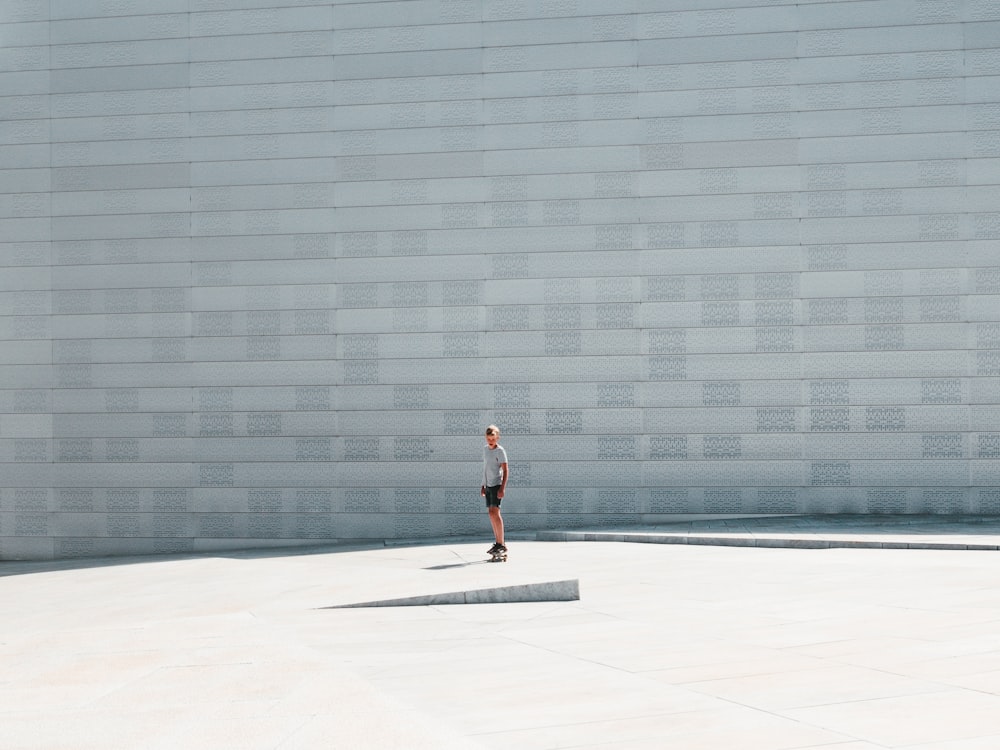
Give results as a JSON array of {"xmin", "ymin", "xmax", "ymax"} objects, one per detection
[{"xmin": 1, "ymin": 1, "xmax": 998, "ymax": 559}]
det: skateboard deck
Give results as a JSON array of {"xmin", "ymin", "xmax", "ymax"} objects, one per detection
[{"xmin": 488, "ymin": 550, "xmax": 508, "ymax": 563}]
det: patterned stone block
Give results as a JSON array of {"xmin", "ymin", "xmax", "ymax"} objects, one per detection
[
  {"xmin": 866, "ymin": 407, "xmax": 906, "ymax": 432},
  {"xmin": 546, "ymin": 489, "xmax": 584, "ymax": 514},
  {"xmin": 703, "ymin": 435, "xmax": 742, "ymax": 459},
  {"xmin": 650, "ymin": 356, "xmax": 687, "ymax": 381},
  {"xmin": 703, "ymin": 382, "xmax": 741, "ymax": 406},
  {"xmin": 810, "ymin": 407, "xmax": 850, "ymax": 432},
  {"xmin": 545, "ymin": 411, "xmax": 583, "ymax": 435},
  {"xmin": 705, "ymin": 488, "xmax": 742, "ymax": 513},
  {"xmin": 649, "ymin": 488, "xmax": 691, "ymax": 513},
  {"xmin": 811, "ymin": 461, "xmax": 851, "ymax": 486},
  {"xmin": 650, "ymin": 436, "xmax": 688, "ymax": 460},
  {"xmin": 979, "ymin": 434, "xmax": 1000, "ymax": 459},
  {"xmin": 597, "ymin": 436, "xmax": 637, "ymax": 460}
]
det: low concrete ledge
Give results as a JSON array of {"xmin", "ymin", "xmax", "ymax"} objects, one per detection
[
  {"xmin": 536, "ymin": 530, "xmax": 1000, "ymax": 551},
  {"xmin": 324, "ymin": 578, "xmax": 580, "ymax": 608}
]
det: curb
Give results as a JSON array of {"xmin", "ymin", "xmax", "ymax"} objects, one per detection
[{"xmin": 535, "ymin": 530, "xmax": 1000, "ymax": 551}]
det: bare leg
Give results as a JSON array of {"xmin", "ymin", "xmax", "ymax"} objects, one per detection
[{"xmin": 488, "ymin": 506, "xmax": 504, "ymax": 546}]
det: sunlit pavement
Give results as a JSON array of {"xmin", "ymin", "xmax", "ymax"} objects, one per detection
[{"xmin": 4, "ymin": 517, "xmax": 1000, "ymax": 749}]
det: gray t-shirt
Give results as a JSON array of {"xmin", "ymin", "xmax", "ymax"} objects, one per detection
[{"xmin": 483, "ymin": 444, "xmax": 507, "ymax": 487}]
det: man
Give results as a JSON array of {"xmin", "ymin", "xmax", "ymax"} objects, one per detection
[{"xmin": 481, "ymin": 424, "xmax": 508, "ymax": 556}]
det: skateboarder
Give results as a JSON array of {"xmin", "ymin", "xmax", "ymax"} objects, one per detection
[{"xmin": 481, "ymin": 424, "xmax": 508, "ymax": 558}]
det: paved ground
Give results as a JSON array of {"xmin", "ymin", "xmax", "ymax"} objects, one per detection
[{"xmin": 4, "ymin": 516, "xmax": 1000, "ymax": 749}]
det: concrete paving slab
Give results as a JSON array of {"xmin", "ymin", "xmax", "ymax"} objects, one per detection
[
  {"xmin": 4, "ymin": 518, "xmax": 1000, "ymax": 749},
  {"xmin": 683, "ymin": 664, "xmax": 941, "ymax": 711},
  {"xmin": 902, "ymin": 737, "xmax": 1000, "ymax": 750},
  {"xmin": 785, "ymin": 690, "xmax": 1000, "ymax": 747}
]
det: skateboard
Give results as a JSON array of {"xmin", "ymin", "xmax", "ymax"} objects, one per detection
[{"xmin": 488, "ymin": 546, "xmax": 508, "ymax": 563}]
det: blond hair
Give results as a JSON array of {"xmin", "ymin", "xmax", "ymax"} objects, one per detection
[{"xmin": 485, "ymin": 424, "xmax": 500, "ymax": 436}]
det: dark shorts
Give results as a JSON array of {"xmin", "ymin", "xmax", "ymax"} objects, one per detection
[{"xmin": 484, "ymin": 485, "xmax": 502, "ymax": 508}]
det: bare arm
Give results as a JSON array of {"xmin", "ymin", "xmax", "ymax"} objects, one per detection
[{"xmin": 498, "ymin": 462, "xmax": 508, "ymax": 498}]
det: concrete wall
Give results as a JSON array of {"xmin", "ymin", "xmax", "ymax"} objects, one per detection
[{"xmin": 1, "ymin": 0, "xmax": 999, "ymax": 560}]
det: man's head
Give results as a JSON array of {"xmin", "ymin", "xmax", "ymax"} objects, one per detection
[{"xmin": 485, "ymin": 424, "xmax": 500, "ymax": 447}]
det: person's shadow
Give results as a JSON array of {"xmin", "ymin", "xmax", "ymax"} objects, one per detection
[{"xmin": 423, "ymin": 560, "xmax": 489, "ymax": 570}]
